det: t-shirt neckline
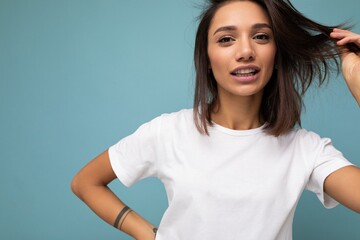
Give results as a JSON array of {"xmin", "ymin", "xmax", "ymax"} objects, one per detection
[{"xmin": 211, "ymin": 122, "xmax": 266, "ymax": 136}]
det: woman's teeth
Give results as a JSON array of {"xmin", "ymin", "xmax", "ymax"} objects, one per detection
[{"xmin": 232, "ymin": 68, "xmax": 257, "ymax": 76}]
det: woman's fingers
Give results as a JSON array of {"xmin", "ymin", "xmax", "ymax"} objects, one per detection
[
  {"xmin": 337, "ymin": 36, "xmax": 360, "ymax": 46},
  {"xmin": 330, "ymin": 28, "xmax": 360, "ymax": 46}
]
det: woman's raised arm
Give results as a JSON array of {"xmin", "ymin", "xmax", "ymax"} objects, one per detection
[
  {"xmin": 330, "ymin": 28, "xmax": 360, "ymax": 106},
  {"xmin": 324, "ymin": 28, "xmax": 360, "ymax": 214},
  {"xmin": 71, "ymin": 150, "xmax": 156, "ymax": 240}
]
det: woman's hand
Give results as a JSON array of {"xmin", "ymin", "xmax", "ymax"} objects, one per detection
[{"xmin": 330, "ymin": 28, "xmax": 360, "ymax": 106}]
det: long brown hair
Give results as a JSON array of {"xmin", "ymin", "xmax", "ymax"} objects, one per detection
[{"xmin": 193, "ymin": 0, "xmax": 344, "ymax": 136}]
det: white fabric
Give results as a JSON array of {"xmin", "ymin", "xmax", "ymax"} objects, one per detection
[{"xmin": 108, "ymin": 109, "xmax": 352, "ymax": 240}]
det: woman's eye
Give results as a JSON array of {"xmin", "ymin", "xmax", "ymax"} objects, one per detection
[
  {"xmin": 218, "ymin": 37, "xmax": 233, "ymax": 44},
  {"xmin": 254, "ymin": 34, "xmax": 270, "ymax": 41}
]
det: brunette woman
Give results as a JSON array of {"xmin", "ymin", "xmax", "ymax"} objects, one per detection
[{"xmin": 71, "ymin": 1, "xmax": 360, "ymax": 239}]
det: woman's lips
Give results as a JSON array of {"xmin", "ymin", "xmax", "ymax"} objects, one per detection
[{"xmin": 230, "ymin": 68, "xmax": 260, "ymax": 83}]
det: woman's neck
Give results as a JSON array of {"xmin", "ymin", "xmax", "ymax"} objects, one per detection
[{"xmin": 211, "ymin": 93, "xmax": 263, "ymax": 130}]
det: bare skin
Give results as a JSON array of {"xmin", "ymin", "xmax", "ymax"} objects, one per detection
[
  {"xmin": 71, "ymin": 151, "xmax": 156, "ymax": 240},
  {"xmin": 330, "ymin": 28, "xmax": 360, "ymax": 106},
  {"xmin": 207, "ymin": 1, "xmax": 276, "ymax": 130}
]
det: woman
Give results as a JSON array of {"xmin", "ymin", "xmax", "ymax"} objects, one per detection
[{"xmin": 71, "ymin": 0, "xmax": 360, "ymax": 239}]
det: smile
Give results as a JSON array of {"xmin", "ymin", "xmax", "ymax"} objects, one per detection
[
  {"xmin": 230, "ymin": 66, "xmax": 260, "ymax": 83},
  {"xmin": 231, "ymin": 68, "xmax": 259, "ymax": 76}
]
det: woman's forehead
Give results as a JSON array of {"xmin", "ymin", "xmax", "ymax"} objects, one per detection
[{"xmin": 209, "ymin": 1, "xmax": 271, "ymax": 32}]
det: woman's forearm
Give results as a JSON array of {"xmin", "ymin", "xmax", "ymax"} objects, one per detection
[
  {"xmin": 345, "ymin": 73, "xmax": 360, "ymax": 106},
  {"xmin": 71, "ymin": 150, "xmax": 156, "ymax": 240},
  {"xmin": 351, "ymin": 81, "xmax": 360, "ymax": 106},
  {"xmin": 72, "ymin": 182, "xmax": 156, "ymax": 239},
  {"xmin": 330, "ymin": 28, "xmax": 360, "ymax": 106}
]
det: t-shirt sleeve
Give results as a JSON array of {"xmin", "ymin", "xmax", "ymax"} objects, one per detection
[
  {"xmin": 304, "ymin": 132, "xmax": 353, "ymax": 209},
  {"xmin": 108, "ymin": 116, "xmax": 161, "ymax": 187}
]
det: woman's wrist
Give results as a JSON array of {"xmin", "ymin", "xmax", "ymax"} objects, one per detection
[{"xmin": 118, "ymin": 210, "xmax": 156, "ymax": 239}]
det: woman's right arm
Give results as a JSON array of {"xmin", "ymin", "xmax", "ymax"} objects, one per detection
[{"xmin": 71, "ymin": 150, "xmax": 156, "ymax": 240}]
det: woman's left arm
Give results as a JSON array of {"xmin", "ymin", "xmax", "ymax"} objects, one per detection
[
  {"xmin": 324, "ymin": 165, "xmax": 360, "ymax": 213},
  {"xmin": 326, "ymin": 29, "xmax": 360, "ymax": 213},
  {"xmin": 330, "ymin": 28, "xmax": 360, "ymax": 106}
]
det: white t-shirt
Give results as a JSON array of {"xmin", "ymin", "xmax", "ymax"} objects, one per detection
[{"xmin": 109, "ymin": 109, "xmax": 352, "ymax": 240}]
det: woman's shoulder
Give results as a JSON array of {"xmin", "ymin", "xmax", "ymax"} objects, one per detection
[
  {"xmin": 285, "ymin": 127, "xmax": 333, "ymax": 151},
  {"xmin": 150, "ymin": 108, "xmax": 196, "ymax": 137},
  {"xmin": 160, "ymin": 108, "xmax": 193, "ymax": 118},
  {"xmin": 292, "ymin": 128, "xmax": 324, "ymax": 141},
  {"xmin": 144, "ymin": 108, "xmax": 194, "ymax": 130},
  {"xmin": 157, "ymin": 108, "xmax": 193, "ymax": 124},
  {"xmin": 129, "ymin": 109, "xmax": 194, "ymax": 139}
]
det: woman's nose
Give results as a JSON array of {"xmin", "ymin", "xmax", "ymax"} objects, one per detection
[{"xmin": 235, "ymin": 38, "xmax": 255, "ymax": 61}]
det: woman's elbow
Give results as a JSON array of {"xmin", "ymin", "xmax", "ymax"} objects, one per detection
[
  {"xmin": 71, "ymin": 151, "xmax": 115, "ymax": 199},
  {"xmin": 71, "ymin": 173, "xmax": 84, "ymax": 199}
]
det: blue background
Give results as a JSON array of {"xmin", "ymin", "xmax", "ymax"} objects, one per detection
[{"xmin": 1, "ymin": 0, "xmax": 359, "ymax": 239}]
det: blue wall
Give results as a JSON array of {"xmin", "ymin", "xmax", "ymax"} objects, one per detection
[{"xmin": 1, "ymin": 0, "xmax": 359, "ymax": 239}]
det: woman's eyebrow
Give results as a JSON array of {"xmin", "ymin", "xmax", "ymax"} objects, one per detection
[
  {"xmin": 213, "ymin": 25, "xmax": 237, "ymax": 36},
  {"xmin": 213, "ymin": 23, "xmax": 272, "ymax": 36},
  {"xmin": 252, "ymin": 23, "xmax": 272, "ymax": 30}
]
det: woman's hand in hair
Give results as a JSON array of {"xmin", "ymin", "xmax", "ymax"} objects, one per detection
[{"xmin": 330, "ymin": 28, "xmax": 360, "ymax": 106}]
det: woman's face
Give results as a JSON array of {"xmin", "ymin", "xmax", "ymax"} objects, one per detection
[{"xmin": 207, "ymin": 1, "xmax": 276, "ymax": 100}]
